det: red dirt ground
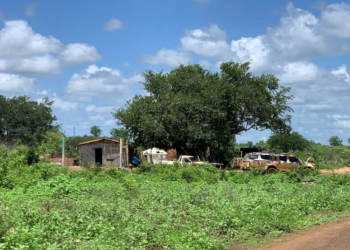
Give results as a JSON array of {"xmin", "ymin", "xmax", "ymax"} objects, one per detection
[
  {"xmin": 229, "ymin": 217, "xmax": 350, "ymax": 250},
  {"xmin": 320, "ymin": 166, "xmax": 350, "ymax": 175}
]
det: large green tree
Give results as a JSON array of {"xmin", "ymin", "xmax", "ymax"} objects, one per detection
[
  {"xmin": 0, "ymin": 95, "xmax": 56, "ymax": 146},
  {"xmin": 114, "ymin": 62, "xmax": 293, "ymax": 161},
  {"xmin": 90, "ymin": 126, "xmax": 102, "ymax": 138},
  {"xmin": 266, "ymin": 132, "xmax": 311, "ymax": 153},
  {"xmin": 328, "ymin": 136, "xmax": 342, "ymax": 146}
]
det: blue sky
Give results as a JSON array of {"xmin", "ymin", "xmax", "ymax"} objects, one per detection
[{"xmin": 0, "ymin": 0, "xmax": 350, "ymax": 145}]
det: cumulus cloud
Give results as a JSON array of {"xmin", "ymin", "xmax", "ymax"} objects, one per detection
[
  {"xmin": 276, "ymin": 61, "xmax": 319, "ymax": 85},
  {"xmin": 181, "ymin": 24, "xmax": 231, "ymax": 59},
  {"xmin": 0, "ymin": 73, "xmax": 35, "ymax": 92},
  {"xmin": 231, "ymin": 36, "xmax": 270, "ymax": 72},
  {"xmin": 0, "ymin": 20, "xmax": 99, "ymax": 76},
  {"xmin": 320, "ymin": 3, "xmax": 350, "ymax": 38},
  {"xmin": 331, "ymin": 65, "xmax": 350, "ymax": 83},
  {"xmin": 140, "ymin": 49, "xmax": 192, "ymax": 66},
  {"xmin": 0, "ymin": 20, "xmax": 62, "ymax": 58},
  {"xmin": 0, "ymin": 55, "xmax": 61, "ymax": 75},
  {"xmin": 61, "ymin": 43, "xmax": 100, "ymax": 65},
  {"xmin": 66, "ymin": 64, "xmax": 142, "ymax": 96},
  {"xmin": 104, "ymin": 18, "xmax": 123, "ymax": 31}
]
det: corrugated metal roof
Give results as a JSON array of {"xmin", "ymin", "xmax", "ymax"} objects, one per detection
[{"xmin": 78, "ymin": 138, "xmax": 120, "ymax": 146}]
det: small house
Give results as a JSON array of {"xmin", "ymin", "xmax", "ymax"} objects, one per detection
[{"xmin": 79, "ymin": 138, "xmax": 133, "ymax": 166}]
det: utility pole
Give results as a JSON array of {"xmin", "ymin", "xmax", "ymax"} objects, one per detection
[{"xmin": 62, "ymin": 130, "xmax": 65, "ymax": 166}]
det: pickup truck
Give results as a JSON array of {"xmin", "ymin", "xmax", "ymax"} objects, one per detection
[{"xmin": 241, "ymin": 153, "xmax": 316, "ymax": 173}]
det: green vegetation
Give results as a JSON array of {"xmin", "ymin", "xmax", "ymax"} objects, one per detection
[
  {"xmin": 329, "ymin": 136, "xmax": 343, "ymax": 146},
  {"xmin": 115, "ymin": 62, "xmax": 293, "ymax": 163},
  {"xmin": 0, "ymin": 95, "xmax": 56, "ymax": 146},
  {"xmin": 267, "ymin": 132, "xmax": 311, "ymax": 153},
  {"xmin": 90, "ymin": 126, "xmax": 102, "ymax": 138},
  {"xmin": 2, "ymin": 145, "xmax": 350, "ymax": 249}
]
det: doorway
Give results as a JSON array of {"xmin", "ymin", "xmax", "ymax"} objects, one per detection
[{"xmin": 95, "ymin": 148, "xmax": 103, "ymax": 165}]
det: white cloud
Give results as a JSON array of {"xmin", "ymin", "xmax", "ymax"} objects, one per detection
[
  {"xmin": 231, "ymin": 36, "xmax": 270, "ymax": 72},
  {"xmin": 181, "ymin": 24, "xmax": 231, "ymax": 59},
  {"xmin": 187, "ymin": 3, "xmax": 350, "ymax": 75},
  {"xmin": 0, "ymin": 20, "xmax": 62, "ymax": 58},
  {"xmin": 276, "ymin": 61, "xmax": 318, "ymax": 84},
  {"xmin": 0, "ymin": 20, "xmax": 100, "ymax": 77},
  {"xmin": 66, "ymin": 64, "xmax": 142, "ymax": 96},
  {"xmin": 331, "ymin": 120, "xmax": 350, "ymax": 128},
  {"xmin": 331, "ymin": 65, "xmax": 350, "ymax": 83},
  {"xmin": 0, "ymin": 55, "xmax": 61, "ymax": 75},
  {"xmin": 320, "ymin": 3, "xmax": 350, "ymax": 38},
  {"xmin": 104, "ymin": 18, "xmax": 123, "ymax": 31},
  {"xmin": 61, "ymin": 43, "xmax": 100, "ymax": 65},
  {"xmin": 141, "ymin": 49, "xmax": 192, "ymax": 67},
  {"xmin": 0, "ymin": 73, "xmax": 35, "ymax": 92},
  {"xmin": 25, "ymin": 3, "xmax": 37, "ymax": 17}
]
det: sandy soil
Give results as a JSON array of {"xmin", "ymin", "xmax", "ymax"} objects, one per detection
[
  {"xmin": 229, "ymin": 217, "xmax": 350, "ymax": 250},
  {"xmin": 320, "ymin": 166, "xmax": 350, "ymax": 175}
]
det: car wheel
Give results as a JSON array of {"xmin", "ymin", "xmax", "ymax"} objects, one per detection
[{"xmin": 266, "ymin": 167, "xmax": 278, "ymax": 174}]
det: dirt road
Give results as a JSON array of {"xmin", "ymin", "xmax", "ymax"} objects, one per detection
[
  {"xmin": 230, "ymin": 217, "xmax": 350, "ymax": 250},
  {"xmin": 320, "ymin": 166, "xmax": 350, "ymax": 175}
]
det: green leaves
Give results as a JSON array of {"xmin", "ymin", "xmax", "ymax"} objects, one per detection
[
  {"xmin": 328, "ymin": 136, "xmax": 343, "ymax": 146},
  {"xmin": 114, "ymin": 61, "xmax": 293, "ymax": 162},
  {"xmin": 0, "ymin": 95, "xmax": 56, "ymax": 146},
  {"xmin": 267, "ymin": 132, "xmax": 311, "ymax": 153},
  {"xmin": 90, "ymin": 126, "xmax": 102, "ymax": 138}
]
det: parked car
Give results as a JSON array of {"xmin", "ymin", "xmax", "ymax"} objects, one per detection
[
  {"xmin": 239, "ymin": 152, "xmax": 271, "ymax": 170},
  {"xmin": 244, "ymin": 153, "xmax": 316, "ymax": 173}
]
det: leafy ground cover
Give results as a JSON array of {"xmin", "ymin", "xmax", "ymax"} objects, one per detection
[{"xmin": 2, "ymin": 147, "xmax": 350, "ymax": 249}]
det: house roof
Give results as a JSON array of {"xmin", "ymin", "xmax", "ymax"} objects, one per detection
[{"xmin": 78, "ymin": 138, "xmax": 121, "ymax": 146}]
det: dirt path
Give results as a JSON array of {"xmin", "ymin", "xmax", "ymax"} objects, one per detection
[
  {"xmin": 320, "ymin": 166, "xmax": 350, "ymax": 175},
  {"xmin": 230, "ymin": 217, "xmax": 350, "ymax": 250}
]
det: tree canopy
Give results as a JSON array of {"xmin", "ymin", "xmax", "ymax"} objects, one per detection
[
  {"xmin": 114, "ymin": 61, "xmax": 293, "ymax": 161},
  {"xmin": 90, "ymin": 126, "xmax": 102, "ymax": 138},
  {"xmin": 266, "ymin": 132, "xmax": 311, "ymax": 153},
  {"xmin": 110, "ymin": 128, "xmax": 129, "ymax": 140},
  {"xmin": 329, "ymin": 136, "xmax": 343, "ymax": 146},
  {"xmin": 0, "ymin": 95, "xmax": 56, "ymax": 146}
]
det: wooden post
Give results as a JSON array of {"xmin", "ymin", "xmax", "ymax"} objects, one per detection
[
  {"xmin": 126, "ymin": 140, "xmax": 129, "ymax": 167},
  {"xmin": 119, "ymin": 138, "xmax": 122, "ymax": 169}
]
